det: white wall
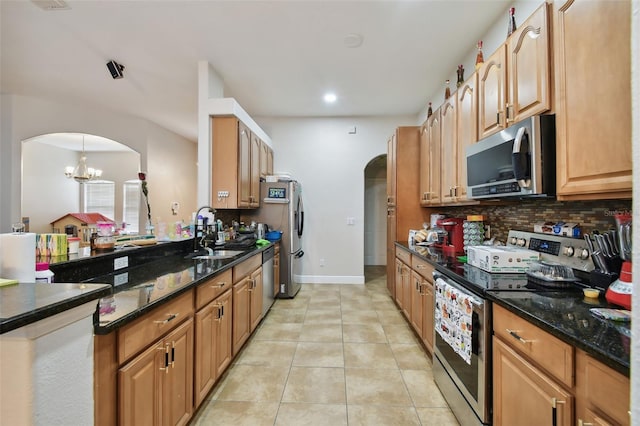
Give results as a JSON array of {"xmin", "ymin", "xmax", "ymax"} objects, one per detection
[
  {"xmin": 0, "ymin": 94, "xmax": 197, "ymax": 233},
  {"xmin": 255, "ymin": 115, "xmax": 416, "ymax": 284}
]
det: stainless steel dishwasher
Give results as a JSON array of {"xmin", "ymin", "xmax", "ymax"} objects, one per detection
[{"xmin": 261, "ymin": 245, "xmax": 275, "ymax": 316}]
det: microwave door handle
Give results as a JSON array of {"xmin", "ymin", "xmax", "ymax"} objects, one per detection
[{"xmin": 512, "ymin": 127, "xmax": 531, "ymax": 188}]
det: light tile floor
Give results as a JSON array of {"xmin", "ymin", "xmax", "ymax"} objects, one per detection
[{"xmin": 191, "ymin": 266, "xmax": 459, "ymax": 425}]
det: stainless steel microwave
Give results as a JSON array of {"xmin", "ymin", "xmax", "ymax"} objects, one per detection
[{"xmin": 466, "ymin": 114, "xmax": 556, "ymax": 199}]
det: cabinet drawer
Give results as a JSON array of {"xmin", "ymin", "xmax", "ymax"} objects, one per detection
[
  {"xmin": 396, "ymin": 247, "xmax": 411, "ymax": 264},
  {"xmin": 195, "ymin": 269, "xmax": 233, "ymax": 310},
  {"xmin": 411, "ymin": 256, "xmax": 434, "ymax": 280},
  {"xmin": 493, "ymin": 304, "xmax": 574, "ymax": 387},
  {"xmin": 118, "ymin": 290, "xmax": 194, "ymax": 364},
  {"xmin": 233, "ymin": 254, "xmax": 261, "ymax": 282}
]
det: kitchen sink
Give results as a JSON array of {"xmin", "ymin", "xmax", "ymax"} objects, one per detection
[{"xmin": 193, "ymin": 250, "xmax": 245, "ymax": 260}]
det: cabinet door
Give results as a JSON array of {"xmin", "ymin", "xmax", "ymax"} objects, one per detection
[
  {"xmin": 386, "ymin": 134, "xmax": 397, "ymax": 205},
  {"xmin": 266, "ymin": 146, "xmax": 274, "ymax": 176},
  {"xmin": 440, "ymin": 99, "xmax": 457, "ymax": 203},
  {"xmin": 493, "ymin": 337, "xmax": 573, "ymax": 426},
  {"xmin": 232, "ymin": 278, "xmax": 251, "ymax": 355},
  {"xmin": 194, "ymin": 304, "xmax": 216, "ymax": 406},
  {"xmin": 410, "ymin": 270, "xmax": 423, "ymax": 338},
  {"xmin": 401, "ymin": 264, "xmax": 411, "ymax": 320},
  {"xmin": 273, "ymin": 251, "xmax": 281, "ymax": 297},
  {"xmin": 427, "ymin": 110, "xmax": 442, "ymax": 205},
  {"xmin": 249, "ymin": 267, "xmax": 263, "ymax": 332},
  {"xmin": 163, "ymin": 318, "xmax": 194, "ymax": 426},
  {"xmin": 478, "ymin": 46, "xmax": 507, "ymax": 139},
  {"xmin": 386, "ymin": 207, "xmax": 397, "ymax": 295},
  {"xmin": 419, "ymin": 124, "xmax": 431, "ymax": 206},
  {"xmin": 554, "ymin": 0, "xmax": 632, "ymax": 199},
  {"xmin": 259, "ymin": 140, "xmax": 269, "ymax": 179},
  {"xmin": 456, "ymin": 75, "xmax": 477, "ymax": 202},
  {"xmin": 215, "ymin": 290, "xmax": 233, "ymax": 378},
  {"xmin": 250, "ymin": 133, "xmax": 261, "ymax": 207},
  {"xmin": 394, "ymin": 258, "xmax": 403, "ymax": 305},
  {"xmin": 421, "ymin": 279, "xmax": 434, "ymax": 354},
  {"xmin": 238, "ymin": 122, "xmax": 252, "ymax": 208},
  {"xmin": 119, "ymin": 342, "xmax": 164, "ymax": 426},
  {"xmin": 507, "ymin": 3, "xmax": 551, "ymax": 124}
]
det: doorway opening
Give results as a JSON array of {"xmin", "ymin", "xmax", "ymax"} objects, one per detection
[{"xmin": 363, "ymin": 154, "xmax": 387, "ymax": 267}]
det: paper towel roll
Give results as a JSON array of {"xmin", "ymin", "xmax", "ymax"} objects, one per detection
[{"xmin": 0, "ymin": 233, "xmax": 36, "ymax": 283}]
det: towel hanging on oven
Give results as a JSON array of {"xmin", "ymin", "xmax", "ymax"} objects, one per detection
[{"xmin": 434, "ymin": 277, "xmax": 475, "ymax": 365}]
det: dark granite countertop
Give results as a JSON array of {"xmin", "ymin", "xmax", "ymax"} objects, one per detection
[
  {"xmin": 88, "ymin": 245, "xmax": 271, "ymax": 334},
  {"xmin": 0, "ymin": 282, "xmax": 111, "ymax": 334},
  {"xmin": 395, "ymin": 242, "xmax": 630, "ymax": 376}
]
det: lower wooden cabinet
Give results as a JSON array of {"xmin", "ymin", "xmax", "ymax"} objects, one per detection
[
  {"xmin": 119, "ymin": 318, "xmax": 194, "ymax": 426},
  {"xmin": 194, "ymin": 289, "xmax": 232, "ymax": 406},
  {"xmin": 493, "ymin": 336, "xmax": 573, "ymax": 426},
  {"xmin": 249, "ymin": 267, "xmax": 263, "ymax": 332},
  {"xmin": 410, "ymin": 270, "xmax": 424, "ymax": 339},
  {"xmin": 232, "ymin": 262, "xmax": 263, "ymax": 355}
]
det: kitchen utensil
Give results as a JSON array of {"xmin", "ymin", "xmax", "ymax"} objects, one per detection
[
  {"xmin": 584, "ymin": 234, "xmax": 595, "ymax": 253},
  {"xmin": 591, "ymin": 250, "xmax": 609, "ymax": 273},
  {"xmin": 605, "ymin": 232, "xmax": 618, "ymax": 256}
]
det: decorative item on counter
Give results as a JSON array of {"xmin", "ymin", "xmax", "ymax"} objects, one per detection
[
  {"xmin": 427, "ymin": 102, "xmax": 433, "ymax": 118},
  {"xmin": 456, "ymin": 65, "xmax": 464, "ymax": 88},
  {"xmin": 475, "ymin": 40, "xmax": 484, "ymax": 70},
  {"xmin": 35, "ymin": 262, "xmax": 54, "ymax": 283},
  {"xmin": 444, "ymin": 79, "xmax": 451, "ymax": 100},
  {"xmin": 463, "ymin": 215, "xmax": 484, "ymax": 253},
  {"xmin": 507, "ymin": 7, "xmax": 517, "ymax": 37},
  {"xmin": 138, "ymin": 172, "xmax": 153, "ymax": 234}
]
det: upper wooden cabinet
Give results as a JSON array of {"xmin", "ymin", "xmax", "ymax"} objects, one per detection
[
  {"xmin": 386, "ymin": 133, "xmax": 397, "ymax": 206},
  {"xmin": 211, "ymin": 117, "xmax": 260, "ymax": 209},
  {"xmin": 478, "ymin": 3, "xmax": 551, "ymax": 140},
  {"xmin": 440, "ymin": 98, "xmax": 457, "ymax": 203},
  {"xmin": 553, "ymin": 0, "xmax": 632, "ymax": 199},
  {"xmin": 420, "ymin": 111, "xmax": 441, "ymax": 206},
  {"xmin": 456, "ymin": 74, "xmax": 478, "ymax": 202}
]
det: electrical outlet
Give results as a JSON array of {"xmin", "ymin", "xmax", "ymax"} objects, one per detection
[
  {"xmin": 170, "ymin": 201, "xmax": 180, "ymax": 215},
  {"xmin": 319, "ymin": 258, "xmax": 325, "ymax": 267},
  {"xmin": 114, "ymin": 256, "xmax": 128, "ymax": 270},
  {"xmin": 114, "ymin": 272, "xmax": 129, "ymax": 286}
]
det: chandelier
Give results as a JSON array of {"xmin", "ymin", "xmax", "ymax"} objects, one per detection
[{"xmin": 64, "ymin": 135, "xmax": 102, "ymax": 183}]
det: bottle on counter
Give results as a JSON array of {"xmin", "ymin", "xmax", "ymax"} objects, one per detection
[{"xmin": 35, "ymin": 262, "xmax": 54, "ymax": 283}]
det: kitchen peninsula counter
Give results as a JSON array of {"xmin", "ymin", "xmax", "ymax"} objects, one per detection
[{"xmin": 396, "ymin": 242, "xmax": 630, "ymax": 376}]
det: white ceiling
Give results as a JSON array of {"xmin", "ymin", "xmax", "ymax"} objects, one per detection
[{"xmin": 2, "ymin": 0, "xmax": 511, "ymax": 142}]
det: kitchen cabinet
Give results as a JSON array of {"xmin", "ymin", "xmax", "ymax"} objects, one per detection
[
  {"xmin": 455, "ymin": 74, "xmax": 478, "ymax": 203},
  {"xmin": 478, "ymin": 3, "xmax": 551, "ymax": 140},
  {"xmin": 119, "ymin": 318, "xmax": 194, "ymax": 426},
  {"xmin": 259, "ymin": 140, "xmax": 274, "ymax": 179},
  {"xmin": 411, "ymin": 255, "xmax": 434, "ymax": 354},
  {"xmin": 232, "ymin": 254, "xmax": 263, "ymax": 355},
  {"xmin": 493, "ymin": 336, "xmax": 573, "ymax": 426},
  {"xmin": 419, "ymin": 110, "xmax": 441, "ymax": 206},
  {"xmin": 575, "ymin": 349, "xmax": 630, "ymax": 426},
  {"xmin": 440, "ymin": 98, "xmax": 457, "ymax": 203},
  {"xmin": 395, "ymin": 247, "xmax": 412, "ymax": 320},
  {"xmin": 409, "ymin": 270, "xmax": 424, "ymax": 339},
  {"xmin": 194, "ymin": 288, "xmax": 232, "ymax": 407},
  {"xmin": 211, "ymin": 117, "xmax": 260, "ymax": 209},
  {"xmin": 386, "ymin": 126, "xmax": 423, "ymax": 292},
  {"xmin": 553, "ymin": 0, "xmax": 632, "ymax": 199}
]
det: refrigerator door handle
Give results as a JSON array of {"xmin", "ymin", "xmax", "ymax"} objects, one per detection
[
  {"xmin": 296, "ymin": 195, "xmax": 304, "ymax": 238},
  {"xmin": 294, "ymin": 250, "xmax": 304, "ymax": 259}
]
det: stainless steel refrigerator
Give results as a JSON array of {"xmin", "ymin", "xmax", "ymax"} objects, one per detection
[{"xmin": 242, "ymin": 179, "xmax": 304, "ymax": 298}]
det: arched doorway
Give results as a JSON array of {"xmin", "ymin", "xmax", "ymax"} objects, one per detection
[{"xmin": 363, "ymin": 154, "xmax": 387, "ymax": 266}]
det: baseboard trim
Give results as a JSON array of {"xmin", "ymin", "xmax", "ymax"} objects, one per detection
[{"xmin": 299, "ymin": 275, "xmax": 365, "ymax": 284}]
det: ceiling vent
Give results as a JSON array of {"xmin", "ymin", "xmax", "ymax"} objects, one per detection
[{"xmin": 31, "ymin": 0, "xmax": 70, "ymax": 11}]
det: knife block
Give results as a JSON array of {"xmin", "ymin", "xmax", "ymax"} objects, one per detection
[{"xmin": 590, "ymin": 269, "xmax": 619, "ymax": 290}]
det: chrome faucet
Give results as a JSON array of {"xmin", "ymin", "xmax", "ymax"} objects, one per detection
[{"xmin": 193, "ymin": 205, "xmax": 216, "ymax": 253}]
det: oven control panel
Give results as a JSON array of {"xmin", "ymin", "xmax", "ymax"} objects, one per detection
[{"xmin": 506, "ymin": 230, "xmax": 594, "ymax": 272}]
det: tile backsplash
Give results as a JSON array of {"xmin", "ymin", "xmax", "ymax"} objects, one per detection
[{"xmin": 436, "ymin": 199, "xmax": 632, "ymax": 243}]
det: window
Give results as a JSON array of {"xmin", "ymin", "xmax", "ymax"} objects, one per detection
[
  {"xmin": 84, "ymin": 180, "xmax": 115, "ymax": 220},
  {"xmin": 123, "ymin": 180, "xmax": 141, "ymax": 234}
]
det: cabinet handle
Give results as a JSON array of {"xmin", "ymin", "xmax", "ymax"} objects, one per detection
[
  {"xmin": 158, "ymin": 344, "xmax": 170, "ymax": 374},
  {"xmin": 453, "ymin": 186, "xmax": 458, "ymax": 197},
  {"xmin": 497, "ymin": 110, "xmax": 505, "ymax": 127},
  {"xmin": 154, "ymin": 313, "xmax": 178, "ymax": 325},
  {"xmin": 551, "ymin": 398, "xmax": 565, "ymax": 426},
  {"xmin": 506, "ymin": 104, "xmax": 514, "ymax": 123},
  {"xmin": 416, "ymin": 264, "xmax": 427, "ymax": 270},
  {"xmin": 211, "ymin": 281, "xmax": 226, "ymax": 288},
  {"xmin": 506, "ymin": 329, "xmax": 533, "ymax": 345},
  {"xmin": 171, "ymin": 343, "xmax": 176, "ymax": 368},
  {"xmin": 215, "ymin": 306, "xmax": 222, "ymax": 321},
  {"xmin": 577, "ymin": 420, "xmax": 593, "ymax": 426}
]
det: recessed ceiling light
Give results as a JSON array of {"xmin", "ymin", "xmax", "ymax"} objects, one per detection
[
  {"xmin": 344, "ymin": 33, "xmax": 363, "ymax": 48},
  {"xmin": 324, "ymin": 93, "xmax": 337, "ymax": 103}
]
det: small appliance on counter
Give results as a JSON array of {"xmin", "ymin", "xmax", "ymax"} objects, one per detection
[
  {"xmin": 605, "ymin": 214, "xmax": 632, "ymax": 310},
  {"xmin": 435, "ymin": 218, "xmax": 465, "ymax": 255}
]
